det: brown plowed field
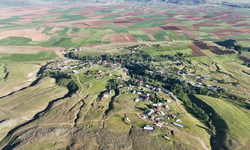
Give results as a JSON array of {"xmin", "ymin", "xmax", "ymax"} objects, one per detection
[
  {"xmin": 233, "ymin": 24, "xmax": 249, "ymax": 27},
  {"xmin": 0, "ymin": 28, "xmax": 50, "ymax": 41},
  {"xmin": 176, "ymin": 32, "xmax": 184, "ymax": 36},
  {"xmin": 109, "ymin": 33, "xmax": 137, "ymax": 43},
  {"xmin": 193, "ymin": 25, "xmax": 200, "ymax": 31},
  {"xmin": 160, "ymin": 26, "xmax": 180, "ymax": 30},
  {"xmin": 142, "ymin": 29, "xmax": 156, "ymax": 40},
  {"xmin": 101, "ymin": 35, "xmax": 107, "ymax": 43},
  {"xmin": 185, "ymin": 31, "xmax": 199, "ymax": 39},
  {"xmin": 194, "ymin": 22, "xmax": 218, "ymax": 27},
  {"xmin": 209, "ymin": 46, "xmax": 235, "ymax": 55},
  {"xmin": 87, "ymin": 44, "xmax": 102, "ymax": 48},
  {"xmin": 188, "ymin": 45, "xmax": 206, "ymax": 56},
  {"xmin": 239, "ymin": 56, "xmax": 250, "ymax": 63},
  {"xmin": 126, "ymin": 18, "xmax": 152, "ymax": 22},
  {"xmin": 236, "ymin": 39, "xmax": 250, "ymax": 41},
  {"xmin": 193, "ymin": 42, "xmax": 210, "ymax": 49},
  {"xmin": 164, "ymin": 35, "xmax": 170, "ymax": 40}
]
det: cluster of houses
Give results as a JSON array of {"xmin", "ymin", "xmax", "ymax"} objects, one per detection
[
  {"xmin": 128, "ymin": 83, "xmax": 184, "ymax": 131},
  {"xmin": 62, "ymin": 48, "xmax": 82, "ymax": 54},
  {"xmin": 44, "ymin": 57, "xmax": 130, "ymax": 76},
  {"xmin": 118, "ymin": 44, "xmax": 160, "ymax": 52},
  {"xmin": 142, "ymin": 99, "xmax": 184, "ymax": 133},
  {"xmin": 45, "ymin": 59, "xmax": 81, "ymax": 72}
]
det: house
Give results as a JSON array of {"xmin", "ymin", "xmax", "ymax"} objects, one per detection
[
  {"xmin": 166, "ymin": 99, "xmax": 172, "ymax": 103},
  {"xmin": 165, "ymin": 90, "xmax": 173, "ymax": 95},
  {"xmin": 156, "ymin": 121, "xmax": 164, "ymax": 128},
  {"xmin": 144, "ymin": 125, "xmax": 154, "ymax": 130},
  {"xmin": 163, "ymin": 136, "xmax": 171, "ymax": 140},
  {"xmin": 176, "ymin": 119, "xmax": 182, "ymax": 122},
  {"xmin": 157, "ymin": 102, "xmax": 163, "ymax": 106},
  {"xmin": 125, "ymin": 117, "xmax": 131, "ymax": 122},
  {"xmin": 131, "ymin": 90, "xmax": 136, "ymax": 94},
  {"xmin": 165, "ymin": 105, "xmax": 169, "ymax": 110},
  {"xmin": 156, "ymin": 107, "xmax": 161, "ymax": 110},
  {"xmin": 195, "ymin": 76, "xmax": 200, "ymax": 79},
  {"xmin": 155, "ymin": 117, "xmax": 162, "ymax": 121},
  {"xmin": 160, "ymin": 111, "xmax": 165, "ymax": 116},
  {"xmin": 137, "ymin": 92, "xmax": 142, "ymax": 95},
  {"xmin": 153, "ymin": 103, "xmax": 158, "ymax": 107},
  {"xmin": 146, "ymin": 109, "xmax": 154, "ymax": 116},
  {"xmin": 134, "ymin": 99, "xmax": 140, "ymax": 102},
  {"xmin": 156, "ymin": 88, "xmax": 161, "ymax": 92},
  {"xmin": 103, "ymin": 94, "xmax": 109, "ymax": 98},
  {"xmin": 173, "ymin": 122, "xmax": 183, "ymax": 128},
  {"xmin": 95, "ymin": 76, "xmax": 100, "ymax": 79},
  {"xmin": 150, "ymin": 115, "xmax": 156, "ymax": 121}
]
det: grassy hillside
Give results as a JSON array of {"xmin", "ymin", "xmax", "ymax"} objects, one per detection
[{"xmin": 194, "ymin": 95, "xmax": 250, "ymax": 149}]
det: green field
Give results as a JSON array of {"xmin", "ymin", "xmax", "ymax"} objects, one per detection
[
  {"xmin": 0, "ymin": 51, "xmax": 58, "ymax": 62},
  {"xmin": 195, "ymin": 95, "xmax": 250, "ymax": 149}
]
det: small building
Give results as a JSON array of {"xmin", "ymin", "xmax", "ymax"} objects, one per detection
[
  {"xmin": 156, "ymin": 88, "xmax": 161, "ymax": 92},
  {"xmin": 150, "ymin": 115, "xmax": 156, "ymax": 121},
  {"xmin": 163, "ymin": 136, "xmax": 171, "ymax": 140},
  {"xmin": 131, "ymin": 90, "xmax": 136, "ymax": 94},
  {"xmin": 165, "ymin": 105, "xmax": 169, "ymax": 110},
  {"xmin": 144, "ymin": 125, "xmax": 154, "ymax": 130},
  {"xmin": 156, "ymin": 121, "xmax": 164, "ymax": 128},
  {"xmin": 156, "ymin": 107, "xmax": 161, "ymax": 110},
  {"xmin": 157, "ymin": 102, "xmax": 163, "ymax": 106},
  {"xmin": 195, "ymin": 76, "xmax": 200, "ymax": 79},
  {"xmin": 165, "ymin": 90, "xmax": 173, "ymax": 95},
  {"xmin": 125, "ymin": 117, "xmax": 131, "ymax": 123},
  {"xmin": 160, "ymin": 111, "xmax": 165, "ymax": 116},
  {"xmin": 155, "ymin": 117, "xmax": 162, "ymax": 121},
  {"xmin": 173, "ymin": 122, "xmax": 183, "ymax": 128},
  {"xmin": 72, "ymin": 70, "xmax": 77, "ymax": 73},
  {"xmin": 176, "ymin": 119, "xmax": 182, "ymax": 122},
  {"xmin": 166, "ymin": 99, "xmax": 172, "ymax": 103},
  {"xmin": 146, "ymin": 109, "xmax": 154, "ymax": 116},
  {"xmin": 134, "ymin": 99, "xmax": 140, "ymax": 102},
  {"xmin": 103, "ymin": 94, "xmax": 109, "ymax": 98}
]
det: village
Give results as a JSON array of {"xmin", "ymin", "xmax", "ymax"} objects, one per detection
[{"xmin": 38, "ymin": 45, "xmax": 249, "ymax": 142}]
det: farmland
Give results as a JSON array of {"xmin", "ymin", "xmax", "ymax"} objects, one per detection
[
  {"xmin": 1, "ymin": 2, "xmax": 250, "ymax": 150},
  {"xmin": 0, "ymin": 4, "xmax": 250, "ymax": 50}
]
